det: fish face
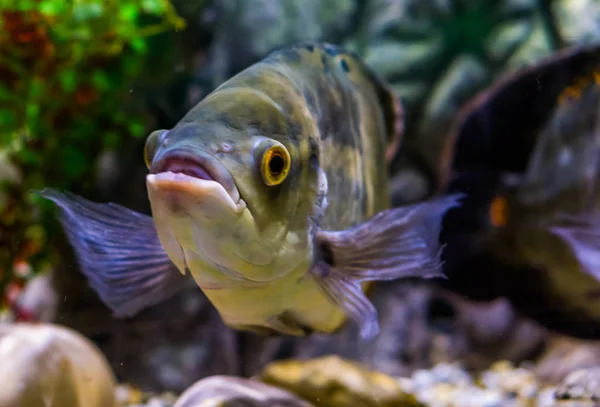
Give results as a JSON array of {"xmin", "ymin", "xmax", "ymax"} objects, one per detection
[{"xmin": 144, "ymin": 92, "xmax": 314, "ymax": 286}]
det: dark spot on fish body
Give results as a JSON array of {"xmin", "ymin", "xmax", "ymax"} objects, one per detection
[
  {"xmin": 333, "ymin": 84, "xmax": 362, "ymax": 151},
  {"xmin": 340, "ymin": 58, "xmax": 350, "ymax": 73},
  {"xmin": 321, "ymin": 54, "xmax": 329, "ymax": 73},
  {"xmin": 305, "ymin": 44, "xmax": 315, "ymax": 52},
  {"xmin": 309, "ymin": 137, "xmax": 320, "ymax": 168},
  {"xmin": 354, "ymin": 184, "xmax": 368, "ymax": 215}
]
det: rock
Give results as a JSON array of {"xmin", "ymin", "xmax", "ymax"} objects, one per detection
[
  {"xmin": 173, "ymin": 375, "xmax": 313, "ymax": 407},
  {"xmin": 259, "ymin": 355, "xmax": 421, "ymax": 407},
  {"xmin": 479, "ymin": 360, "xmax": 540, "ymax": 400},
  {"xmin": 115, "ymin": 383, "xmax": 178, "ymax": 407},
  {"xmin": 0, "ymin": 322, "xmax": 117, "ymax": 407},
  {"xmin": 405, "ymin": 362, "xmax": 504, "ymax": 407},
  {"xmin": 394, "ymin": 359, "xmax": 595, "ymax": 407},
  {"xmin": 536, "ymin": 337, "xmax": 600, "ymax": 385},
  {"xmin": 555, "ymin": 367, "xmax": 600, "ymax": 402},
  {"xmin": 115, "ymin": 384, "xmax": 145, "ymax": 406}
]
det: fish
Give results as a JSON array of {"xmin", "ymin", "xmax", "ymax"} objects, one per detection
[
  {"xmin": 439, "ymin": 43, "xmax": 600, "ymax": 338},
  {"xmin": 38, "ymin": 42, "xmax": 462, "ymax": 340}
]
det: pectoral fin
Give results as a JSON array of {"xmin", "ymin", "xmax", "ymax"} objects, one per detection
[
  {"xmin": 37, "ymin": 189, "xmax": 188, "ymax": 317},
  {"xmin": 312, "ymin": 193, "xmax": 463, "ymax": 339},
  {"xmin": 550, "ymin": 212, "xmax": 600, "ymax": 280}
]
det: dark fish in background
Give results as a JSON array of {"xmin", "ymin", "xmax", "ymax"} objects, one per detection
[
  {"xmin": 38, "ymin": 42, "xmax": 461, "ymax": 340},
  {"xmin": 439, "ymin": 43, "xmax": 600, "ymax": 338}
]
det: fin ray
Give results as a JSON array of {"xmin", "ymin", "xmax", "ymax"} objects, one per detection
[
  {"xmin": 313, "ymin": 263, "xmax": 379, "ymax": 340},
  {"xmin": 37, "ymin": 188, "xmax": 188, "ymax": 317},
  {"xmin": 312, "ymin": 193, "xmax": 463, "ymax": 338}
]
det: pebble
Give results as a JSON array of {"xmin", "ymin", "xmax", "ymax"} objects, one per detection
[
  {"xmin": 117, "ymin": 359, "xmax": 599, "ymax": 406},
  {"xmin": 398, "ymin": 360, "xmax": 582, "ymax": 407}
]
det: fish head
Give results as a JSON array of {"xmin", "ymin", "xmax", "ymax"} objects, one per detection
[{"xmin": 144, "ymin": 87, "xmax": 318, "ymax": 285}]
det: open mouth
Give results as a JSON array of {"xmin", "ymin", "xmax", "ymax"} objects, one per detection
[
  {"xmin": 152, "ymin": 155, "xmax": 215, "ymax": 180},
  {"xmin": 147, "ymin": 152, "xmax": 243, "ymax": 212}
]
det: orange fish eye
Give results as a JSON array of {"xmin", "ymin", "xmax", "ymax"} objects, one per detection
[
  {"xmin": 260, "ymin": 144, "xmax": 291, "ymax": 186},
  {"xmin": 490, "ymin": 195, "xmax": 509, "ymax": 227}
]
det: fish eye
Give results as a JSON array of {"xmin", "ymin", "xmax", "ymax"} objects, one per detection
[
  {"xmin": 260, "ymin": 143, "xmax": 291, "ymax": 186},
  {"xmin": 144, "ymin": 130, "xmax": 168, "ymax": 169}
]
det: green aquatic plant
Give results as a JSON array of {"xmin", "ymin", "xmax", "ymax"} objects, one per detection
[{"xmin": 0, "ymin": 0, "xmax": 185, "ymax": 309}]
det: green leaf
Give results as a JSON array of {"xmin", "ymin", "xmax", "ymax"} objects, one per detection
[
  {"xmin": 18, "ymin": 148, "xmax": 42, "ymax": 165},
  {"xmin": 0, "ymin": 110, "xmax": 17, "ymax": 131},
  {"xmin": 119, "ymin": 3, "xmax": 140, "ymax": 22},
  {"xmin": 59, "ymin": 70, "xmax": 77, "ymax": 93},
  {"xmin": 91, "ymin": 70, "xmax": 111, "ymax": 91},
  {"xmin": 39, "ymin": 0, "xmax": 67, "ymax": 16},
  {"xmin": 128, "ymin": 121, "xmax": 145, "ymax": 138},
  {"xmin": 30, "ymin": 78, "xmax": 45, "ymax": 98},
  {"xmin": 142, "ymin": 0, "xmax": 166, "ymax": 14},
  {"xmin": 130, "ymin": 37, "xmax": 147, "ymax": 54},
  {"xmin": 26, "ymin": 103, "xmax": 39, "ymax": 122},
  {"xmin": 15, "ymin": 0, "xmax": 36, "ymax": 11}
]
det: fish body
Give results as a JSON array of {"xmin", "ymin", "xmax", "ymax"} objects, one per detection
[
  {"xmin": 440, "ymin": 44, "xmax": 600, "ymax": 338},
  {"xmin": 40, "ymin": 42, "xmax": 461, "ymax": 339}
]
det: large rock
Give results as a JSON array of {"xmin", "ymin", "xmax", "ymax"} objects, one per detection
[
  {"xmin": 0, "ymin": 322, "xmax": 117, "ymax": 407},
  {"xmin": 259, "ymin": 355, "xmax": 422, "ymax": 407}
]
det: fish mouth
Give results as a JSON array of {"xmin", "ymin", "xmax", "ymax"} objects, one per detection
[
  {"xmin": 153, "ymin": 155, "xmax": 216, "ymax": 180},
  {"xmin": 147, "ymin": 151, "xmax": 244, "ymax": 213}
]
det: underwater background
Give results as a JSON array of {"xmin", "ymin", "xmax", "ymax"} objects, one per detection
[{"xmin": 2, "ymin": 1, "xmax": 600, "ymax": 406}]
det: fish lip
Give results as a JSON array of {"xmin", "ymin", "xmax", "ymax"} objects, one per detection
[
  {"xmin": 149, "ymin": 150, "xmax": 242, "ymax": 208},
  {"xmin": 151, "ymin": 151, "xmax": 214, "ymax": 178}
]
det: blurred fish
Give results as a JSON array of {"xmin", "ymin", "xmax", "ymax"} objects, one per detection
[
  {"xmin": 38, "ymin": 42, "xmax": 461, "ymax": 339},
  {"xmin": 440, "ymin": 43, "xmax": 600, "ymax": 338}
]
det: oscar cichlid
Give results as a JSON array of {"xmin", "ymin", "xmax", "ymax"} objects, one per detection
[
  {"xmin": 39, "ymin": 42, "xmax": 462, "ymax": 339},
  {"xmin": 440, "ymin": 43, "xmax": 600, "ymax": 338}
]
